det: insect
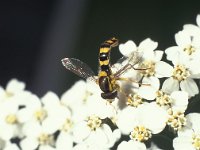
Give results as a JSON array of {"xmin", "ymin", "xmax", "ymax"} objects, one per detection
[{"xmin": 61, "ymin": 37, "xmax": 143, "ymax": 100}]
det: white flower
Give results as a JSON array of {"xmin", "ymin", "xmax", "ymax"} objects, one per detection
[
  {"xmin": 0, "ymin": 100, "xmax": 23, "ymax": 140},
  {"xmin": 183, "ymin": 14, "xmax": 200, "ymax": 37},
  {"xmin": 117, "ymin": 140, "xmax": 146, "ymax": 150},
  {"xmin": 119, "ymin": 38, "xmax": 158, "ymax": 59},
  {"xmin": 61, "ymin": 80, "xmax": 100, "ymax": 112},
  {"xmin": 116, "ymin": 103, "xmax": 167, "ymax": 142},
  {"xmin": 173, "ymin": 113, "xmax": 200, "ymax": 150},
  {"xmin": 73, "ymin": 116, "xmax": 119, "ymax": 149},
  {"xmin": 162, "ymin": 50, "xmax": 200, "ymax": 97},
  {"xmin": 119, "ymin": 39, "xmax": 172, "ymax": 100},
  {"xmin": 20, "ymin": 121, "xmax": 56, "ymax": 150},
  {"xmin": 166, "ymin": 30, "xmax": 200, "ymax": 61},
  {"xmin": 156, "ymin": 90, "xmax": 188, "ymax": 109},
  {"xmin": 116, "ymin": 106, "xmax": 138, "ymax": 135},
  {"xmin": 0, "ymin": 79, "xmax": 27, "ymax": 104}
]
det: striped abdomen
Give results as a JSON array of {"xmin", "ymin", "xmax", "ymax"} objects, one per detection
[
  {"xmin": 98, "ymin": 37, "xmax": 118, "ymax": 77},
  {"xmin": 98, "ymin": 37, "xmax": 118, "ymax": 96}
]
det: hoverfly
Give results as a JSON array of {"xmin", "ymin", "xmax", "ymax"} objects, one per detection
[{"xmin": 61, "ymin": 37, "xmax": 143, "ymax": 100}]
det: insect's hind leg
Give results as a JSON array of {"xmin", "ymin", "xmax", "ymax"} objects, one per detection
[{"xmin": 115, "ymin": 77, "xmax": 150, "ymax": 86}]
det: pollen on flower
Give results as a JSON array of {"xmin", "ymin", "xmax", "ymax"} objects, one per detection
[
  {"xmin": 130, "ymin": 125, "xmax": 152, "ymax": 142},
  {"xmin": 139, "ymin": 60, "xmax": 155, "ymax": 77},
  {"xmin": 86, "ymin": 115, "xmax": 102, "ymax": 131},
  {"xmin": 172, "ymin": 65, "xmax": 190, "ymax": 81},
  {"xmin": 60, "ymin": 118, "xmax": 73, "ymax": 132},
  {"xmin": 192, "ymin": 133, "xmax": 200, "ymax": 150},
  {"xmin": 5, "ymin": 114, "xmax": 18, "ymax": 124},
  {"xmin": 34, "ymin": 108, "xmax": 47, "ymax": 122},
  {"xmin": 37, "ymin": 133, "xmax": 54, "ymax": 146},
  {"xmin": 127, "ymin": 94, "xmax": 143, "ymax": 107},
  {"xmin": 156, "ymin": 90, "xmax": 171, "ymax": 106},
  {"xmin": 183, "ymin": 45, "xmax": 196, "ymax": 55},
  {"xmin": 167, "ymin": 109, "xmax": 186, "ymax": 131}
]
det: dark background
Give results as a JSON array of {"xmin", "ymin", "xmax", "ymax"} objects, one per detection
[{"xmin": 0, "ymin": 0, "xmax": 200, "ymax": 97}]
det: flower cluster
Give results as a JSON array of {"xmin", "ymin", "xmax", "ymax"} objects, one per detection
[{"xmin": 1, "ymin": 14, "xmax": 200, "ymax": 150}]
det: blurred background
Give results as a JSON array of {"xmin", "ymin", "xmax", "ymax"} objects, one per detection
[{"xmin": 0, "ymin": 0, "xmax": 200, "ymax": 97}]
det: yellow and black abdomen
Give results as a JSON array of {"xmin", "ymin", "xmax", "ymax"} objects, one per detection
[{"xmin": 98, "ymin": 37, "xmax": 118, "ymax": 99}]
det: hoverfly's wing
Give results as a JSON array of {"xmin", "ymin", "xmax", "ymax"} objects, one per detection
[
  {"xmin": 112, "ymin": 51, "xmax": 143, "ymax": 77},
  {"xmin": 127, "ymin": 51, "xmax": 143, "ymax": 66},
  {"xmin": 61, "ymin": 58, "xmax": 96, "ymax": 82}
]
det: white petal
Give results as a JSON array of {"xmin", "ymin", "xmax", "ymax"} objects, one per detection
[
  {"xmin": 86, "ymin": 124, "xmax": 113, "ymax": 148},
  {"xmin": 73, "ymin": 122, "xmax": 91, "ymax": 143},
  {"xmin": 196, "ymin": 14, "xmax": 200, "ymax": 27},
  {"xmin": 138, "ymin": 86, "xmax": 156, "ymax": 100},
  {"xmin": 173, "ymin": 137, "xmax": 194, "ymax": 150},
  {"xmin": 143, "ymin": 76, "xmax": 160, "ymax": 89},
  {"xmin": 155, "ymin": 61, "xmax": 173, "ymax": 78},
  {"xmin": 138, "ymin": 77, "xmax": 159, "ymax": 100},
  {"xmin": 6, "ymin": 79, "xmax": 25, "ymax": 94},
  {"xmin": 86, "ymin": 95, "xmax": 115, "ymax": 119},
  {"xmin": 162, "ymin": 77, "xmax": 179, "ymax": 94},
  {"xmin": 177, "ymin": 127, "xmax": 193, "ymax": 137},
  {"xmin": 39, "ymin": 145, "xmax": 56, "ymax": 150},
  {"xmin": 20, "ymin": 137, "xmax": 38, "ymax": 150},
  {"xmin": 186, "ymin": 113, "xmax": 200, "ymax": 133},
  {"xmin": 175, "ymin": 31, "xmax": 191, "ymax": 47},
  {"xmin": 180, "ymin": 78, "xmax": 199, "ymax": 97},
  {"xmin": 61, "ymin": 80, "xmax": 87, "ymax": 108},
  {"xmin": 56, "ymin": 132, "xmax": 73, "ymax": 150},
  {"xmin": 188, "ymin": 60, "xmax": 200, "ymax": 76},
  {"xmin": 138, "ymin": 86, "xmax": 157, "ymax": 100},
  {"xmin": 136, "ymin": 103, "xmax": 167, "ymax": 134},
  {"xmin": 119, "ymin": 40, "xmax": 137, "ymax": 57},
  {"xmin": 154, "ymin": 50, "xmax": 164, "ymax": 61},
  {"xmin": 183, "ymin": 24, "xmax": 200, "ymax": 36},
  {"xmin": 22, "ymin": 121, "xmax": 42, "ymax": 137},
  {"xmin": 165, "ymin": 46, "xmax": 181, "ymax": 63},
  {"xmin": 116, "ymin": 107, "xmax": 137, "ymax": 135},
  {"xmin": 170, "ymin": 91, "xmax": 188, "ymax": 111},
  {"xmin": 0, "ymin": 124, "xmax": 17, "ymax": 140},
  {"xmin": 117, "ymin": 140, "xmax": 146, "ymax": 150},
  {"xmin": 113, "ymin": 129, "xmax": 121, "ymax": 141},
  {"xmin": 4, "ymin": 143, "xmax": 20, "ymax": 150},
  {"xmin": 41, "ymin": 91, "xmax": 60, "ymax": 108},
  {"xmin": 138, "ymin": 38, "xmax": 158, "ymax": 52}
]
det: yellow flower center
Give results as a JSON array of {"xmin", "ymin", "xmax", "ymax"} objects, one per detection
[
  {"xmin": 127, "ymin": 94, "xmax": 143, "ymax": 107},
  {"xmin": 60, "ymin": 118, "xmax": 73, "ymax": 132},
  {"xmin": 34, "ymin": 108, "xmax": 47, "ymax": 122},
  {"xmin": 184, "ymin": 45, "xmax": 195, "ymax": 55},
  {"xmin": 156, "ymin": 90, "xmax": 171, "ymax": 106},
  {"xmin": 86, "ymin": 115, "xmax": 102, "ymax": 131},
  {"xmin": 167, "ymin": 109, "xmax": 186, "ymax": 131},
  {"xmin": 192, "ymin": 134, "xmax": 200, "ymax": 150},
  {"xmin": 130, "ymin": 125, "xmax": 152, "ymax": 142},
  {"xmin": 37, "ymin": 133, "xmax": 54, "ymax": 146},
  {"xmin": 172, "ymin": 65, "xmax": 190, "ymax": 81},
  {"xmin": 5, "ymin": 114, "xmax": 18, "ymax": 124},
  {"xmin": 139, "ymin": 61, "xmax": 155, "ymax": 77}
]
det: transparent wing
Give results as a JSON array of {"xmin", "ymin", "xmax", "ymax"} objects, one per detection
[
  {"xmin": 125, "ymin": 51, "xmax": 143, "ymax": 65},
  {"xmin": 61, "ymin": 58, "xmax": 96, "ymax": 82},
  {"xmin": 112, "ymin": 51, "xmax": 143, "ymax": 77}
]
